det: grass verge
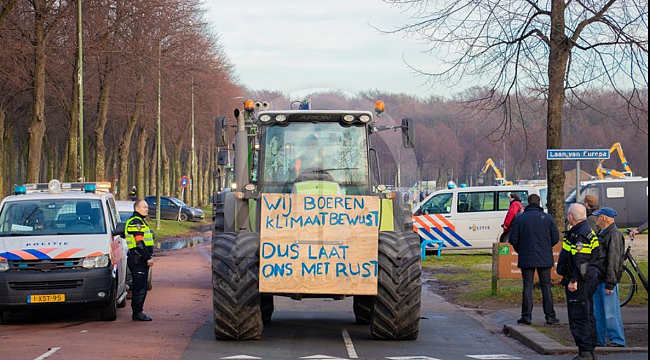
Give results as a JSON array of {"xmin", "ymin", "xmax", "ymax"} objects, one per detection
[
  {"xmin": 422, "ymin": 252, "xmax": 648, "ymax": 309},
  {"xmin": 153, "ymin": 205, "xmax": 212, "ymax": 240}
]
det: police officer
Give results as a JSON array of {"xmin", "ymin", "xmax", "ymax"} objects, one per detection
[
  {"xmin": 125, "ymin": 200, "xmax": 154, "ymax": 321},
  {"xmin": 558, "ymin": 203, "xmax": 601, "ymax": 360}
]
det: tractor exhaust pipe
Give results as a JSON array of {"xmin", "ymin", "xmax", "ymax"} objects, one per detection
[{"xmin": 234, "ymin": 108, "xmax": 250, "ymax": 230}]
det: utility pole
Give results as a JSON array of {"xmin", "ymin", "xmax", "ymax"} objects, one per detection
[
  {"xmin": 502, "ymin": 141, "xmax": 507, "ymax": 181},
  {"xmin": 156, "ymin": 45, "xmax": 162, "ymax": 230},
  {"xmin": 77, "ymin": 0, "xmax": 84, "ymax": 181},
  {"xmin": 191, "ymin": 78, "xmax": 196, "ymax": 207}
]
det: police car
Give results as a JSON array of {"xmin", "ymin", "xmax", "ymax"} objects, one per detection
[
  {"xmin": 0, "ymin": 180, "xmax": 128, "ymax": 323},
  {"xmin": 413, "ymin": 185, "xmax": 544, "ymax": 249}
]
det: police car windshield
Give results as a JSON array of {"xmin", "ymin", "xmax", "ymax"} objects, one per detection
[{"xmin": 0, "ymin": 199, "xmax": 107, "ymax": 237}]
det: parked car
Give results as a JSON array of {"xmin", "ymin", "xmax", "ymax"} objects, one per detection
[
  {"xmin": 565, "ymin": 177, "xmax": 648, "ymax": 228},
  {"xmin": 116, "ymin": 200, "xmax": 135, "ymax": 222},
  {"xmin": 144, "ymin": 196, "xmax": 205, "ymax": 222}
]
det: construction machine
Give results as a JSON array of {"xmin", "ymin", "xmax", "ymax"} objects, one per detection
[
  {"xmin": 211, "ymin": 100, "xmax": 421, "ymax": 341},
  {"xmin": 597, "ymin": 142, "xmax": 634, "ymax": 179},
  {"xmin": 478, "ymin": 158, "xmax": 513, "ymax": 186}
]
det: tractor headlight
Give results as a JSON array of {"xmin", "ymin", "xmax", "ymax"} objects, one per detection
[
  {"xmin": 343, "ymin": 115, "xmax": 355, "ymax": 123},
  {"xmin": 359, "ymin": 115, "xmax": 371, "ymax": 123},
  {"xmin": 275, "ymin": 115, "xmax": 287, "ymax": 123},
  {"xmin": 82, "ymin": 255, "xmax": 110, "ymax": 269},
  {"xmin": 0, "ymin": 259, "xmax": 8, "ymax": 272},
  {"xmin": 260, "ymin": 114, "xmax": 272, "ymax": 123}
]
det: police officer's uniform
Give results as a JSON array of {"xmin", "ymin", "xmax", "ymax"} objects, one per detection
[
  {"xmin": 125, "ymin": 212, "xmax": 154, "ymax": 321},
  {"xmin": 558, "ymin": 220, "xmax": 600, "ymax": 360}
]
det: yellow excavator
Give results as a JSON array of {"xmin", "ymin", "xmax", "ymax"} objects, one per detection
[
  {"xmin": 478, "ymin": 158, "xmax": 514, "ymax": 186},
  {"xmin": 597, "ymin": 142, "xmax": 634, "ymax": 179}
]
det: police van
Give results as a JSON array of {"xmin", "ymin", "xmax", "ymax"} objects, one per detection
[
  {"xmin": 413, "ymin": 185, "xmax": 544, "ymax": 249},
  {"xmin": 0, "ymin": 180, "xmax": 128, "ymax": 323}
]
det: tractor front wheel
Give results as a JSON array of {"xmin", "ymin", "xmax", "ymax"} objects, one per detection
[
  {"xmin": 370, "ymin": 231, "xmax": 421, "ymax": 340},
  {"xmin": 212, "ymin": 231, "xmax": 263, "ymax": 340}
]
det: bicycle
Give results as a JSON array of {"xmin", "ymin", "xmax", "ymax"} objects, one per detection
[{"xmin": 618, "ymin": 230, "xmax": 649, "ymax": 307}]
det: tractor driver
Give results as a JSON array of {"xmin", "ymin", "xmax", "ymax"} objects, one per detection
[{"xmin": 294, "ymin": 134, "xmax": 325, "ymax": 176}]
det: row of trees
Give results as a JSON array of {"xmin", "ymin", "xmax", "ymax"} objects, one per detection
[
  {"xmin": 0, "ymin": 0, "xmax": 242, "ymax": 205},
  {"xmin": 257, "ymin": 89, "xmax": 648, "ymax": 191}
]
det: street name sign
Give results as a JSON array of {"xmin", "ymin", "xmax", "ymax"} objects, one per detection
[{"xmin": 546, "ymin": 149, "xmax": 610, "ymax": 161}]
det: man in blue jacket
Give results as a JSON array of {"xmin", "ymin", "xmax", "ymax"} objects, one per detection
[{"xmin": 509, "ymin": 194, "xmax": 560, "ymax": 325}]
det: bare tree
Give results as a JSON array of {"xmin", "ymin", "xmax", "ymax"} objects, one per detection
[{"xmin": 384, "ymin": 0, "xmax": 648, "ymax": 227}]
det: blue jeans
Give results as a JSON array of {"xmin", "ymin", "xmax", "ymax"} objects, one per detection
[{"xmin": 593, "ymin": 282, "xmax": 626, "ymax": 347}]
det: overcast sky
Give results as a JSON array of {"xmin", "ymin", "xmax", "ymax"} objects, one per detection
[{"xmin": 204, "ymin": 0, "xmax": 448, "ymax": 98}]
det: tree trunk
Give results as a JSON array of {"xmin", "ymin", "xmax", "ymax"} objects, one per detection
[
  {"xmin": 162, "ymin": 138, "xmax": 170, "ymax": 196},
  {"xmin": 137, "ymin": 126, "xmax": 148, "ymax": 201},
  {"xmin": 174, "ymin": 140, "xmax": 182, "ymax": 198},
  {"xmin": 118, "ymin": 91, "xmax": 142, "ymax": 200},
  {"xmin": 0, "ymin": 106, "xmax": 5, "ymax": 197},
  {"xmin": 547, "ymin": 0, "xmax": 571, "ymax": 229},
  {"xmin": 183, "ymin": 154, "xmax": 190, "ymax": 204},
  {"xmin": 26, "ymin": 1, "xmax": 47, "ymax": 183},
  {"xmin": 94, "ymin": 63, "xmax": 111, "ymax": 180},
  {"xmin": 198, "ymin": 148, "xmax": 204, "ymax": 206},
  {"xmin": 149, "ymin": 145, "xmax": 157, "ymax": 196}
]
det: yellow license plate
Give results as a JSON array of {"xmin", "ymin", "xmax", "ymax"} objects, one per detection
[{"xmin": 28, "ymin": 294, "xmax": 66, "ymax": 304}]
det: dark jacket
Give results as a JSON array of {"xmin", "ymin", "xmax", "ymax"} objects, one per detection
[
  {"xmin": 597, "ymin": 223, "xmax": 625, "ymax": 290},
  {"xmin": 638, "ymin": 221, "xmax": 648, "ymax": 233},
  {"xmin": 557, "ymin": 220, "xmax": 600, "ymax": 282},
  {"xmin": 587, "ymin": 206, "xmax": 600, "ymax": 232},
  {"xmin": 509, "ymin": 204, "xmax": 560, "ymax": 268}
]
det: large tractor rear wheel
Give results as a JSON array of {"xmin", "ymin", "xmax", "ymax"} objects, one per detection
[
  {"xmin": 212, "ymin": 231, "xmax": 263, "ymax": 340},
  {"xmin": 371, "ymin": 231, "xmax": 421, "ymax": 340},
  {"xmin": 353, "ymin": 296, "xmax": 373, "ymax": 325}
]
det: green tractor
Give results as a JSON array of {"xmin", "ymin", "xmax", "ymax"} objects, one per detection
[{"xmin": 212, "ymin": 101, "xmax": 421, "ymax": 341}]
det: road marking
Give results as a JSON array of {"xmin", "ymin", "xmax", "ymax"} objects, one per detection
[
  {"xmin": 386, "ymin": 357, "xmax": 442, "ymax": 360},
  {"xmin": 80, "ymin": 330, "xmax": 88, "ymax": 333},
  {"xmin": 34, "ymin": 348, "xmax": 61, "ymax": 360},
  {"xmin": 466, "ymin": 356, "xmax": 522, "ymax": 360},
  {"xmin": 220, "ymin": 356, "xmax": 262, "ymax": 360},
  {"xmin": 300, "ymin": 356, "xmax": 348, "ymax": 360},
  {"xmin": 341, "ymin": 329, "xmax": 359, "ymax": 359}
]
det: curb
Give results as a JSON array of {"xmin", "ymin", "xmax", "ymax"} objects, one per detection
[{"xmin": 503, "ymin": 324, "xmax": 649, "ymax": 355}]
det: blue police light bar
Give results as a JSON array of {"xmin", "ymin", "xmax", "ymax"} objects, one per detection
[
  {"xmin": 14, "ymin": 185, "xmax": 27, "ymax": 195},
  {"xmin": 84, "ymin": 184, "xmax": 97, "ymax": 193}
]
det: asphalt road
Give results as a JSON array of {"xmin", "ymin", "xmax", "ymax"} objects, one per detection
[{"xmin": 0, "ymin": 242, "xmax": 647, "ymax": 360}]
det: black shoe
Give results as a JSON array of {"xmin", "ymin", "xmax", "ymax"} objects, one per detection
[
  {"xmin": 546, "ymin": 317, "xmax": 560, "ymax": 325},
  {"xmin": 517, "ymin": 318, "xmax": 532, "ymax": 325},
  {"xmin": 132, "ymin": 312, "xmax": 152, "ymax": 321},
  {"xmin": 591, "ymin": 351, "xmax": 599, "ymax": 360},
  {"xmin": 572, "ymin": 350, "xmax": 594, "ymax": 360}
]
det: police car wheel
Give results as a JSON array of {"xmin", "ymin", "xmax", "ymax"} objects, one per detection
[
  {"xmin": 100, "ymin": 281, "xmax": 118, "ymax": 321},
  {"xmin": 353, "ymin": 296, "xmax": 373, "ymax": 325},
  {"xmin": 371, "ymin": 231, "xmax": 422, "ymax": 340},
  {"xmin": 0, "ymin": 311, "xmax": 10, "ymax": 325},
  {"xmin": 212, "ymin": 231, "xmax": 263, "ymax": 340}
]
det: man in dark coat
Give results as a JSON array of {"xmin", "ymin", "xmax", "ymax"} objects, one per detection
[
  {"xmin": 585, "ymin": 195, "xmax": 600, "ymax": 231},
  {"xmin": 509, "ymin": 194, "xmax": 560, "ymax": 325},
  {"xmin": 593, "ymin": 208, "xmax": 626, "ymax": 347}
]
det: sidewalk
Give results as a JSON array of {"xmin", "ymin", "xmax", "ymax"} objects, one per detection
[
  {"xmin": 487, "ymin": 306, "xmax": 649, "ymax": 355},
  {"xmin": 493, "ymin": 305, "xmax": 648, "ymax": 326}
]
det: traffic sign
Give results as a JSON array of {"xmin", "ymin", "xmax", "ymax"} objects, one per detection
[
  {"xmin": 180, "ymin": 176, "xmax": 190, "ymax": 188},
  {"xmin": 547, "ymin": 149, "xmax": 610, "ymax": 161}
]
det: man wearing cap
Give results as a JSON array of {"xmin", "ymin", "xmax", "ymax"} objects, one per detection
[
  {"xmin": 584, "ymin": 195, "xmax": 600, "ymax": 231},
  {"xmin": 593, "ymin": 207, "xmax": 626, "ymax": 348}
]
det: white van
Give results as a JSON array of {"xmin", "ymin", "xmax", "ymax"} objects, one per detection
[{"xmin": 413, "ymin": 186, "xmax": 544, "ymax": 250}]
